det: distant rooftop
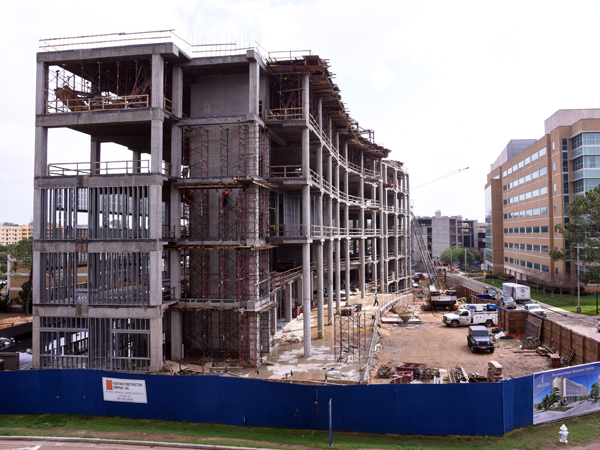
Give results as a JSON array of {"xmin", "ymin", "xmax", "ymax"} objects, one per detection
[
  {"xmin": 544, "ymin": 109, "xmax": 600, "ymax": 134},
  {"xmin": 490, "ymin": 139, "xmax": 536, "ymax": 172}
]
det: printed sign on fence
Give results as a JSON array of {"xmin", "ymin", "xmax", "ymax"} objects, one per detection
[
  {"xmin": 102, "ymin": 377, "xmax": 148, "ymax": 404},
  {"xmin": 533, "ymin": 362, "xmax": 600, "ymax": 425}
]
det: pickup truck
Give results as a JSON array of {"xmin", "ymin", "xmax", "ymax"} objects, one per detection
[
  {"xmin": 442, "ymin": 308, "xmax": 498, "ymax": 328},
  {"xmin": 467, "ymin": 325, "xmax": 495, "ymax": 353}
]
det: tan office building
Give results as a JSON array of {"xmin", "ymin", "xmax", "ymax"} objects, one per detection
[
  {"xmin": 485, "ymin": 109, "xmax": 600, "ymax": 281},
  {"xmin": 0, "ymin": 224, "xmax": 33, "ymax": 246}
]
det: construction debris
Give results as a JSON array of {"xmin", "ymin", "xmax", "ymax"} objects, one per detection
[
  {"xmin": 449, "ymin": 366, "xmax": 469, "ymax": 383},
  {"xmin": 487, "ymin": 361, "xmax": 503, "ymax": 382}
]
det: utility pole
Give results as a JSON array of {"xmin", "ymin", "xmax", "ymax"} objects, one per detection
[{"xmin": 577, "ymin": 244, "xmax": 581, "ymax": 313}]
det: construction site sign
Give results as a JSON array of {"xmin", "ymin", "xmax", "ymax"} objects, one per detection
[
  {"xmin": 102, "ymin": 377, "xmax": 148, "ymax": 404},
  {"xmin": 533, "ymin": 362, "xmax": 600, "ymax": 425}
]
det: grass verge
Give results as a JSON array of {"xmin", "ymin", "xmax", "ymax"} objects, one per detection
[{"xmin": 1, "ymin": 413, "xmax": 600, "ymax": 449}]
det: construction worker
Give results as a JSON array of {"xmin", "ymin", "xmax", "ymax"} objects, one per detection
[
  {"xmin": 222, "ymin": 189, "xmax": 229, "ymax": 208},
  {"xmin": 373, "ymin": 292, "xmax": 379, "ymax": 306}
]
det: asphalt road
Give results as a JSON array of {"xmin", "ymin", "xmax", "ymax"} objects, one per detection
[
  {"xmin": 448, "ymin": 274, "xmax": 600, "ymax": 341},
  {"xmin": 0, "ymin": 437, "xmax": 267, "ymax": 450}
]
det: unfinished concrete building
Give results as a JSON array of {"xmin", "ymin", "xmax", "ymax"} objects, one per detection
[{"xmin": 32, "ymin": 31, "xmax": 411, "ymax": 372}]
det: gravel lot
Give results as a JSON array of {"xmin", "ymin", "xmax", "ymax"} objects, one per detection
[{"xmin": 371, "ymin": 301, "xmax": 552, "ymax": 383}]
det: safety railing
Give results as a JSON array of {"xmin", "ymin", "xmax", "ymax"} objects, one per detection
[
  {"xmin": 322, "ymin": 132, "xmax": 332, "ymax": 151},
  {"xmin": 265, "ymin": 107, "xmax": 306, "ymax": 122},
  {"xmin": 48, "ymin": 160, "xmax": 150, "ymax": 176},
  {"xmin": 47, "ymin": 94, "xmax": 149, "ymax": 114},
  {"xmin": 348, "ymin": 161, "xmax": 361, "ymax": 173},
  {"xmin": 364, "ymin": 199, "xmax": 380, "ymax": 208},
  {"xmin": 269, "ymin": 165, "xmax": 304, "ymax": 178},
  {"xmin": 270, "ymin": 224, "xmax": 307, "ymax": 238},
  {"xmin": 309, "ymin": 114, "xmax": 320, "ymax": 134},
  {"xmin": 364, "ymin": 228, "xmax": 381, "ymax": 236},
  {"xmin": 364, "ymin": 167, "xmax": 381, "ymax": 179},
  {"xmin": 163, "ymin": 97, "xmax": 175, "ymax": 114},
  {"xmin": 349, "ymin": 227, "xmax": 363, "ymax": 236},
  {"xmin": 162, "ymin": 225, "xmax": 176, "ymax": 240},
  {"xmin": 309, "ymin": 168, "xmax": 322, "ymax": 186},
  {"xmin": 347, "ymin": 193, "xmax": 362, "ymax": 205}
]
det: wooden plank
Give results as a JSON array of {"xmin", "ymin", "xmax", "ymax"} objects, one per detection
[{"xmin": 571, "ymin": 333, "xmax": 583, "ymax": 365}]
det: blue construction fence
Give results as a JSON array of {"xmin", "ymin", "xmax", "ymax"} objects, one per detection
[{"xmin": 0, "ymin": 370, "xmax": 533, "ymax": 436}]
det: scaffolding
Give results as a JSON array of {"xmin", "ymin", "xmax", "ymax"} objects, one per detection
[{"xmin": 334, "ymin": 310, "xmax": 367, "ymax": 364}]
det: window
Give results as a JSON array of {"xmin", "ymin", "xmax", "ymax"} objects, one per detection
[
  {"xmin": 540, "ymin": 186, "xmax": 547, "ymax": 195},
  {"xmin": 525, "ymin": 174, "xmax": 531, "ymax": 182},
  {"xmin": 541, "ymin": 206, "xmax": 548, "ymax": 214},
  {"xmin": 526, "ymin": 244, "xmax": 533, "ymax": 251},
  {"xmin": 554, "ymin": 205, "xmax": 557, "ymax": 212},
  {"xmin": 533, "ymin": 189, "xmax": 539, "ymax": 197},
  {"xmin": 533, "ymin": 207, "xmax": 540, "ymax": 215},
  {"xmin": 526, "ymin": 226, "xmax": 532, "ymax": 233},
  {"xmin": 526, "ymin": 192, "xmax": 532, "ymax": 199},
  {"xmin": 553, "ymin": 162, "xmax": 556, "ymax": 171},
  {"xmin": 540, "ymin": 167, "xmax": 547, "ymax": 176},
  {"xmin": 534, "ymin": 245, "xmax": 540, "ymax": 252},
  {"xmin": 503, "ymin": 170, "xmax": 507, "ymax": 177},
  {"xmin": 532, "ymin": 170, "xmax": 539, "ymax": 180},
  {"xmin": 519, "ymin": 161, "xmax": 524, "ymax": 169},
  {"xmin": 541, "ymin": 245, "xmax": 549, "ymax": 253},
  {"xmin": 504, "ymin": 243, "xmax": 508, "ymax": 248},
  {"xmin": 519, "ymin": 194, "xmax": 525, "ymax": 201},
  {"xmin": 533, "ymin": 226, "xmax": 540, "ymax": 233},
  {"xmin": 520, "ymin": 227, "xmax": 525, "ymax": 234},
  {"xmin": 534, "ymin": 263, "xmax": 541, "ymax": 270},
  {"xmin": 554, "ymin": 183, "xmax": 556, "ymax": 192},
  {"xmin": 520, "ymin": 243, "xmax": 525, "ymax": 250},
  {"xmin": 542, "ymin": 265, "xmax": 550, "ymax": 273},
  {"xmin": 552, "ymin": 142, "xmax": 555, "ymax": 150},
  {"xmin": 539, "ymin": 147, "xmax": 547, "ymax": 157},
  {"xmin": 525, "ymin": 156, "xmax": 531, "ymax": 165},
  {"xmin": 527, "ymin": 261, "xmax": 533, "ymax": 268}
]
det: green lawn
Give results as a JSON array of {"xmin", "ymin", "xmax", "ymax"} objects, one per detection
[
  {"xmin": 482, "ymin": 279, "xmax": 600, "ymax": 316},
  {"xmin": 1, "ymin": 413, "xmax": 600, "ymax": 449}
]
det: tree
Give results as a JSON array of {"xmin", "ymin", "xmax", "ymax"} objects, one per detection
[
  {"xmin": 550, "ymin": 185, "xmax": 600, "ymax": 287},
  {"xmin": 10, "ymin": 237, "xmax": 33, "ymax": 316},
  {"xmin": 590, "ymin": 382, "xmax": 600, "ymax": 403},
  {"xmin": 439, "ymin": 246, "xmax": 475, "ymax": 267}
]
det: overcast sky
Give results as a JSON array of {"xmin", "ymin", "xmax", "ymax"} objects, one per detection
[{"xmin": 2, "ymin": 0, "xmax": 600, "ymax": 225}]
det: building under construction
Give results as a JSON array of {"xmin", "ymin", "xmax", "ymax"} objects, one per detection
[{"xmin": 31, "ymin": 31, "xmax": 411, "ymax": 372}]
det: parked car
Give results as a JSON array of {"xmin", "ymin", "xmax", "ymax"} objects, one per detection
[
  {"xmin": 467, "ymin": 325, "xmax": 495, "ymax": 353},
  {"xmin": 500, "ymin": 296, "xmax": 517, "ymax": 309},
  {"xmin": 524, "ymin": 302, "xmax": 546, "ymax": 317},
  {"xmin": 443, "ymin": 308, "xmax": 497, "ymax": 328}
]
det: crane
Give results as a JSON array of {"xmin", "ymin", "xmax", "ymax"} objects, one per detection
[{"xmin": 412, "ymin": 167, "xmax": 469, "ymax": 190}]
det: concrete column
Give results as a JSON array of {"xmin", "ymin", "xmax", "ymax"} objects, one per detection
[
  {"xmin": 335, "ymin": 238, "xmax": 341, "ymax": 309},
  {"xmin": 131, "ymin": 150, "xmax": 142, "ymax": 173},
  {"xmin": 172, "ymin": 66, "xmax": 183, "ymax": 117},
  {"xmin": 327, "ymin": 240, "xmax": 334, "ymax": 321},
  {"xmin": 170, "ymin": 309, "xmax": 183, "ymax": 360},
  {"xmin": 317, "ymin": 98, "xmax": 323, "ymax": 133},
  {"xmin": 316, "ymin": 242, "xmax": 324, "ymax": 339},
  {"xmin": 359, "ymin": 238, "xmax": 366, "ymax": 299},
  {"xmin": 35, "ymin": 61, "xmax": 47, "ymax": 116},
  {"xmin": 151, "ymin": 119, "xmax": 164, "ymax": 174},
  {"xmin": 150, "ymin": 317, "xmax": 163, "ymax": 372},
  {"xmin": 379, "ymin": 161, "xmax": 386, "ymax": 293},
  {"xmin": 285, "ymin": 282, "xmax": 292, "ymax": 322},
  {"xmin": 359, "ymin": 156, "xmax": 366, "ymax": 299},
  {"xmin": 303, "ymin": 243, "xmax": 311, "ymax": 356},
  {"xmin": 151, "ymin": 54, "xmax": 165, "ymax": 109},
  {"xmin": 302, "ymin": 128, "xmax": 310, "ymax": 238},
  {"xmin": 31, "ymin": 315, "xmax": 40, "ymax": 370},
  {"xmin": 248, "ymin": 52, "xmax": 260, "ymax": 117},
  {"xmin": 90, "ymin": 137, "xmax": 101, "ymax": 173},
  {"xmin": 345, "ymin": 237, "xmax": 351, "ymax": 298},
  {"xmin": 317, "ymin": 144, "xmax": 323, "ymax": 236},
  {"xmin": 303, "ymin": 74, "xmax": 310, "ymax": 125},
  {"xmin": 372, "ymin": 212, "xmax": 378, "ymax": 291}
]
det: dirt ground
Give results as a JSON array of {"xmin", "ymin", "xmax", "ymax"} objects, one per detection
[{"xmin": 371, "ymin": 301, "xmax": 552, "ymax": 383}]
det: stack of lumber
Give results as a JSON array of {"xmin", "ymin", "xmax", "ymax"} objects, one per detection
[{"xmin": 487, "ymin": 360, "xmax": 503, "ymax": 382}]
